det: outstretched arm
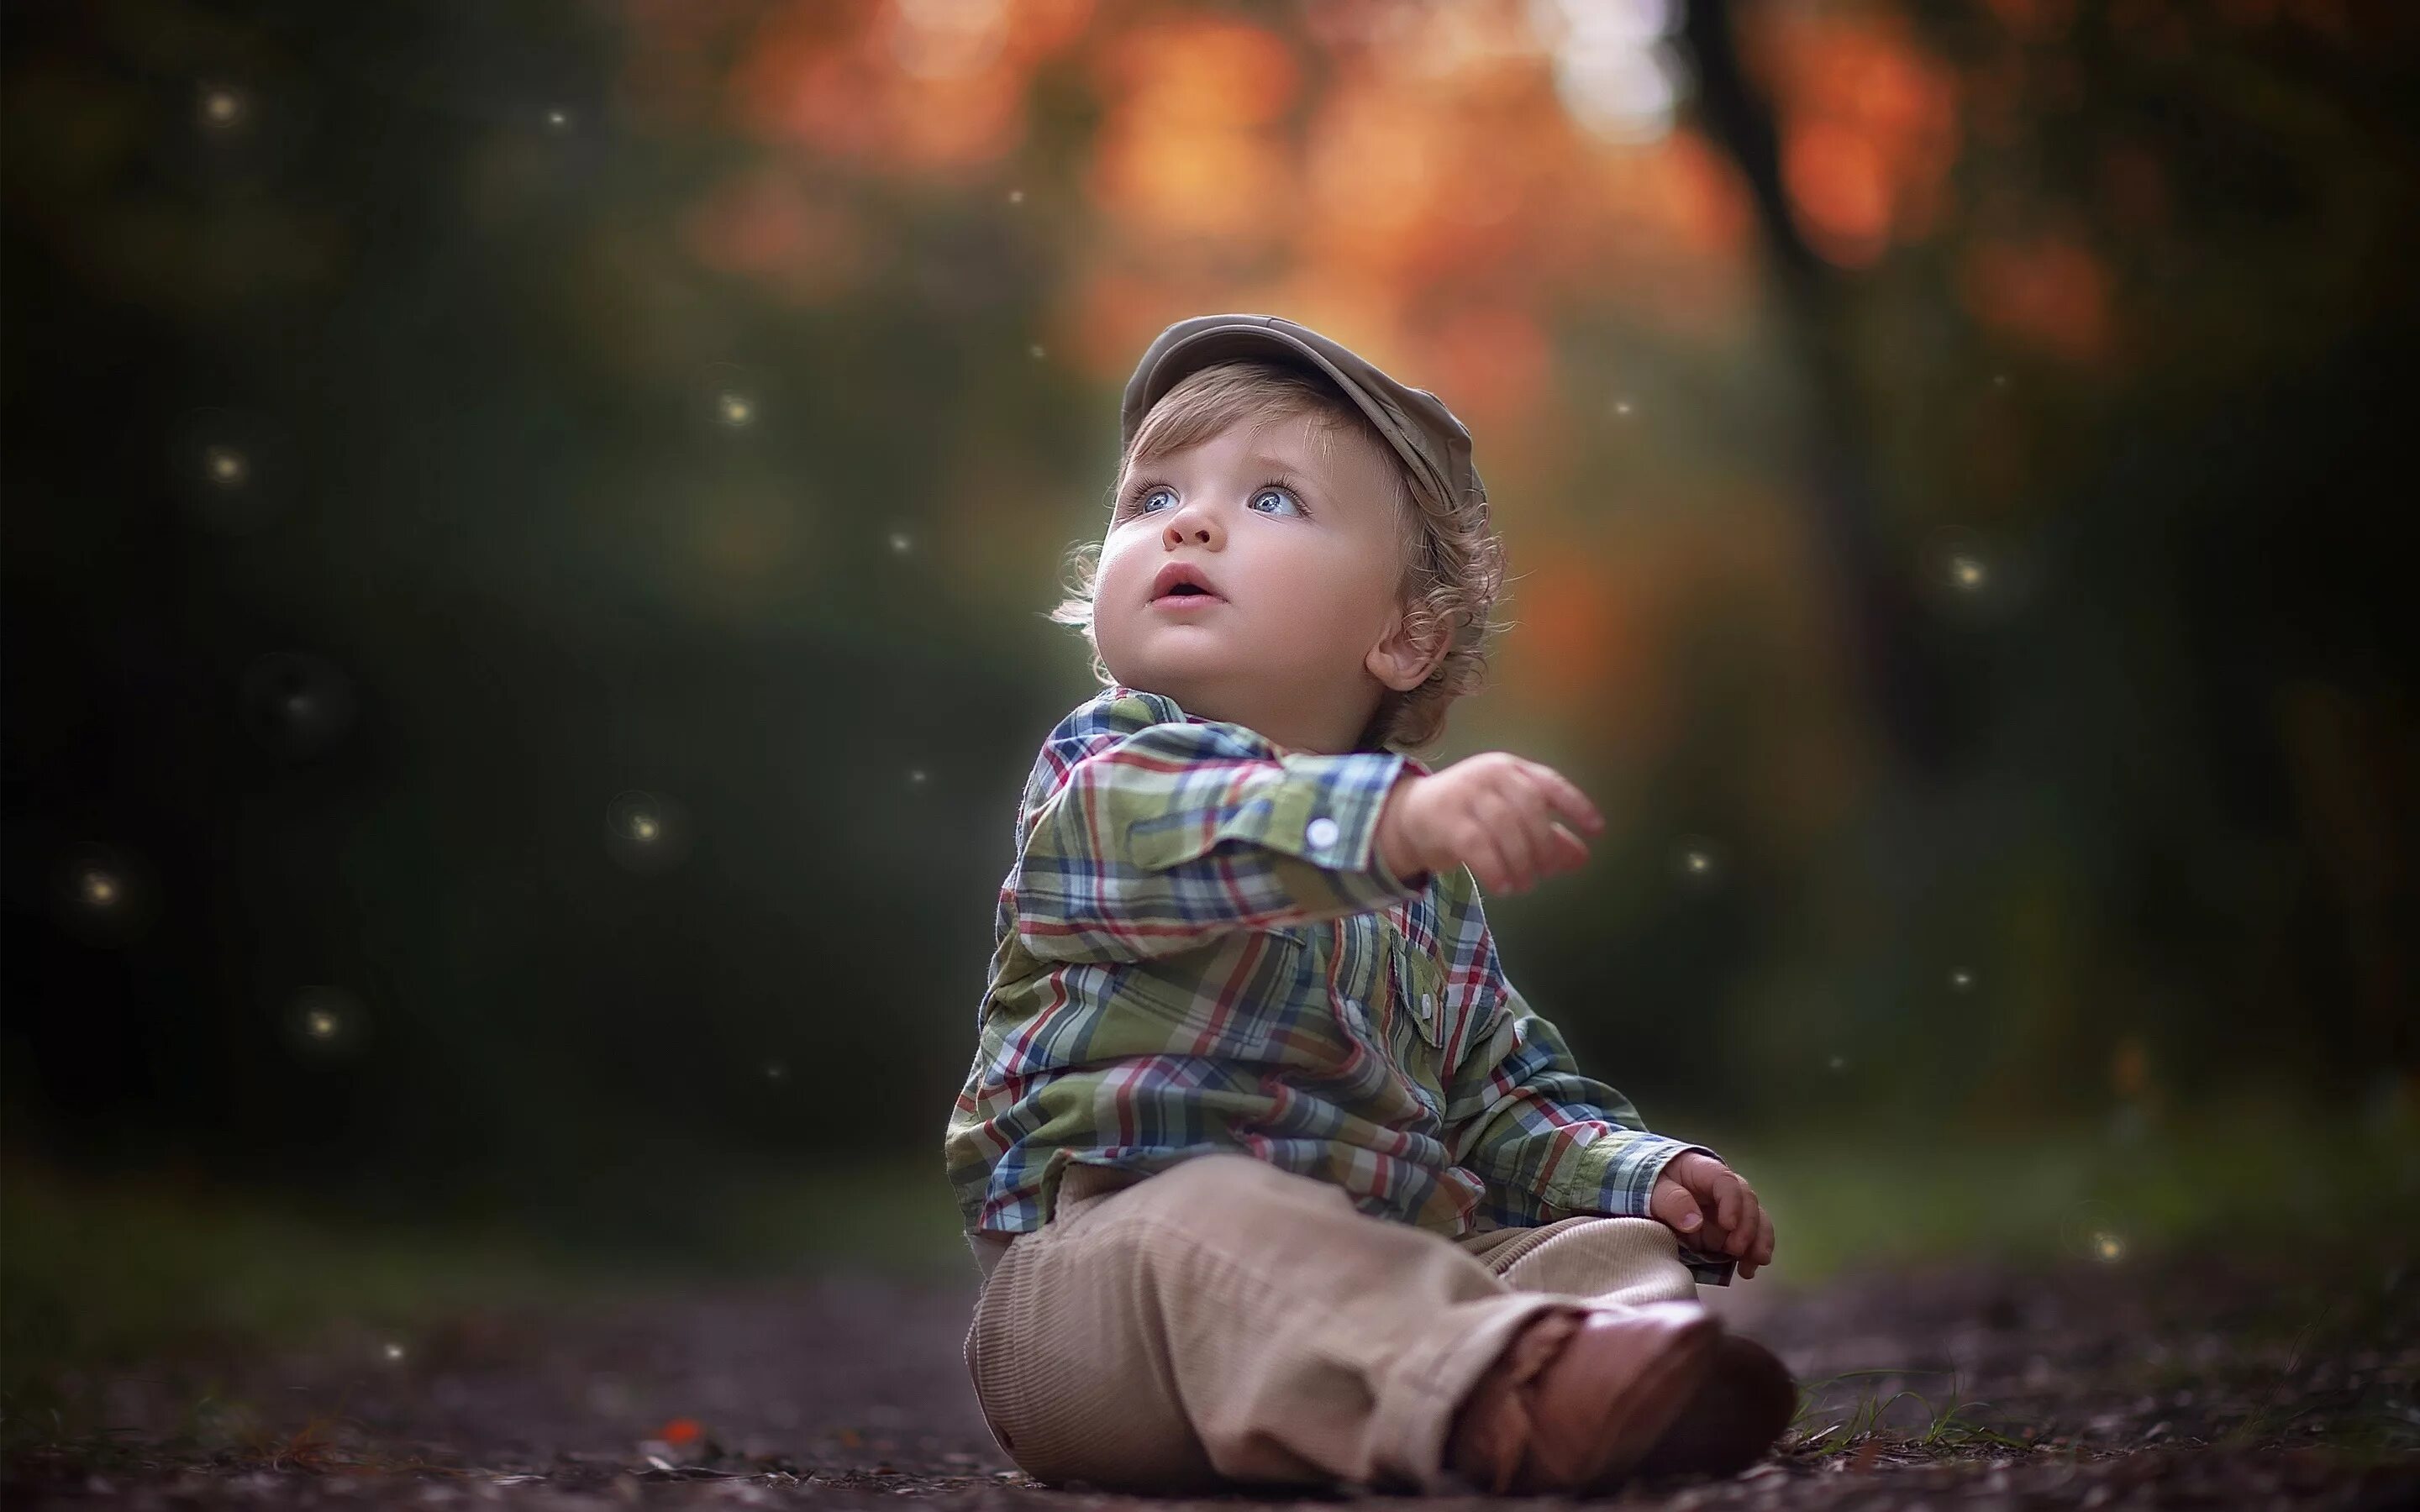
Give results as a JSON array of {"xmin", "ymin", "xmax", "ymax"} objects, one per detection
[{"xmin": 1012, "ymin": 689, "xmax": 1432, "ymax": 963}]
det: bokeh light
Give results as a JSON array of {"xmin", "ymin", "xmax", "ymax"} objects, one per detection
[
  {"xmin": 1532, "ymin": 0, "xmax": 1688, "ymax": 146},
  {"xmin": 241, "ymin": 652, "xmax": 358, "ymax": 763},
  {"xmin": 606, "ymin": 790, "xmax": 692, "ymax": 873},
  {"xmin": 53, "ymin": 845, "xmax": 156, "ymax": 946},
  {"xmin": 1670, "ymin": 834, "xmax": 1728, "ymax": 890},
  {"xmin": 197, "ymin": 83, "xmax": 246, "ymax": 130},
  {"xmin": 2058, "ymin": 1201, "xmax": 2134, "ymax": 1267},
  {"xmin": 288, "ymin": 987, "xmax": 368, "ymax": 1056},
  {"xmin": 1918, "ymin": 525, "xmax": 2028, "ymax": 622},
  {"xmin": 169, "ymin": 408, "xmax": 292, "ymax": 535},
  {"xmin": 883, "ymin": 0, "xmax": 1011, "ymax": 81},
  {"xmin": 691, "ymin": 362, "xmax": 774, "ymax": 441}
]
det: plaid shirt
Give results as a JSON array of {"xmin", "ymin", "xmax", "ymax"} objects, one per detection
[{"xmin": 944, "ymin": 686, "xmax": 1736, "ymax": 1285}]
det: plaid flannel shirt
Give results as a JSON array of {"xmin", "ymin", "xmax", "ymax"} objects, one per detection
[{"xmin": 944, "ymin": 686, "xmax": 1736, "ymax": 1285}]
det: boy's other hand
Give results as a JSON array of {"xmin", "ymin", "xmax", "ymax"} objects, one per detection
[
  {"xmin": 1373, "ymin": 753, "xmax": 1605, "ymax": 895},
  {"xmin": 1649, "ymin": 1151, "xmax": 1776, "ymax": 1279}
]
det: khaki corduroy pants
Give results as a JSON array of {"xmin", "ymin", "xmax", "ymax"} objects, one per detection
[{"xmin": 961, "ymin": 1154, "xmax": 1702, "ymax": 1495}]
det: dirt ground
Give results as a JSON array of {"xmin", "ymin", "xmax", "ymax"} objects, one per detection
[{"xmin": 4, "ymin": 1240, "xmax": 2414, "ymax": 1509}]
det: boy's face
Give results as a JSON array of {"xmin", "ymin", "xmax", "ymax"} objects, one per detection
[{"xmin": 1092, "ymin": 412, "xmax": 1423, "ymax": 753}]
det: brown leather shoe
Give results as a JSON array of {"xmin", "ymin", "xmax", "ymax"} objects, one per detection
[
  {"xmin": 1445, "ymin": 1301, "xmax": 1721, "ymax": 1495},
  {"xmin": 1628, "ymin": 1330, "xmax": 1797, "ymax": 1479}
]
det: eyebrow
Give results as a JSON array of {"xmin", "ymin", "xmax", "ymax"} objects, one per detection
[{"xmin": 1236, "ymin": 453, "xmax": 1313, "ymax": 477}]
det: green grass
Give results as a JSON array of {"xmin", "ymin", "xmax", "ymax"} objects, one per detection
[
  {"xmin": 1784, "ymin": 1367, "xmax": 2032, "ymax": 1457},
  {"xmin": 1705, "ymin": 1102, "xmax": 2420, "ymax": 1286},
  {"xmin": 1, "ymin": 1153, "xmax": 973, "ymax": 1387}
]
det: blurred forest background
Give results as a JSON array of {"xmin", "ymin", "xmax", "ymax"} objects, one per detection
[{"xmin": 3, "ymin": 0, "xmax": 2416, "ymax": 1310}]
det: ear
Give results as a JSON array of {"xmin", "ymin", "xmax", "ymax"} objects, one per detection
[{"xmin": 1366, "ymin": 600, "xmax": 1450, "ymax": 694}]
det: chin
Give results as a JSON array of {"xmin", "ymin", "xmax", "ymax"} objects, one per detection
[{"xmin": 1102, "ymin": 649, "xmax": 1221, "ymax": 704}]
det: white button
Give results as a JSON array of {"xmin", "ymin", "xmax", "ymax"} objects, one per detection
[
  {"xmin": 1305, "ymin": 816, "xmax": 1340, "ymax": 849},
  {"xmin": 1418, "ymin": 991, "xmax": 1435, "ymax": 1017}
]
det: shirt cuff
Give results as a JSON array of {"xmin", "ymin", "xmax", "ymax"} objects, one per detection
[
  {"xmin": 1227, "ymin": 750, "xmax": 1429, "ymax": 910},
  {"xmin": 1560, "ymin": 1132, "xmax": 1736, "ymax": 1284},
  {"xmin": 1553, "ymin": 1130, "xmax": 1718, "ymax": 1220}
]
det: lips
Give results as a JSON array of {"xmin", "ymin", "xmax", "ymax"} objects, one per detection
[{"xmin": 1150, "ymin": 560, "xmax": 1223, "ymax": 602}]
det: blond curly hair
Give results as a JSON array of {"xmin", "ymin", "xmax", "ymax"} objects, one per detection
[{"xmin": 1046, "ymin": 358, "xmax": 1506, "ymax": 754}]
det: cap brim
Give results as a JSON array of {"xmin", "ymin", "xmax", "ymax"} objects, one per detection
[{"xmin": 1119, "ymin": 318, "xmax": 1444, "ymax": 507}]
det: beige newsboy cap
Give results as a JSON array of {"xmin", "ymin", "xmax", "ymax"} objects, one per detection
[{"xmin": 1119, "ymin": 313, "xmax": 1490, "ymax": 527}]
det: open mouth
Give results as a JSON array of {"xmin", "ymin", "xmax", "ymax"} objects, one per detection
[
  {"xmin": 1150, "ymin": 584, "xmax": 1223, "ymax": 612},
  {"xmin": 1150, "ymin": 561, "xmax": 1224, "ymax": 606}
]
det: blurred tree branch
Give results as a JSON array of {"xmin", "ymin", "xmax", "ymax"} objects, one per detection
[{"xmin": 1678, "ymin": 0, "xmax": 1950, "ymax": 778}]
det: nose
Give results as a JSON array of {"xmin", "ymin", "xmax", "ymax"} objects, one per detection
[{"xmin": 1160, "ymin": 500, "xmax": 1222, "ymax": 549}]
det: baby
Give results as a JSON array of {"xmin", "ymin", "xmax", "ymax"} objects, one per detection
[{"xmin": 944, "ymin": 314, "xmax": 1792, "ymax": 1497}]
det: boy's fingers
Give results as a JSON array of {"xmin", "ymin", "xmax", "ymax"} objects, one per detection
[
  {"xmin": 1648, "ymin": 1178, "xmax": 1691, "ymax": 1231},
  {"xmin": 1757, "ymin": 1210, "xmax": 1776, "ymax": 1267},
  {"xmin": 1526, "ymin": 762, "xmax": 1605, "ymax": 835},
  {"xmin": 1691, "ymin": 1215, "xmax": 1733, "ymax": 1258},
  {"xmin": 1714, "ymin": 1174, "xmax": 1739, "ymax": 1235},
  {"xmin": 1467, "ymin": 836, "xmax": 1517, "ymax": 894},
  {"xmin": 1504, "ymin": 770, "xmax": 1560, "ymax": 864},
  {"xmin": 1512, "ymin": 774, "xmax": 1591, "ymax": 876},
  {"xmin": 1741, "ymin": 1191, "xmax": 1767, "ymax": 1257},
  {"xmin": 1478, "ymin": 792, "xmax": 1540, "ymax": 890},
  {"xmin": 1731, "ymin": 1192, "xmax": 1761, "ymax": 1257}
]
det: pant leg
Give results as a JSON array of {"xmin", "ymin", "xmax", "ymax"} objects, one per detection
[
  {"xmin": 1456, "ymin": 1215, "xmax": 1702, "ymax": 1305},
  {"xmin": 962, "ymin": 1154, "xmax": 1575, "ymax": 1495}
]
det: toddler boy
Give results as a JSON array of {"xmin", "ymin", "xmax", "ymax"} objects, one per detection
[{"xmin": 944, "ymin": 314, "xmax": 1792, "ymax": 1495}]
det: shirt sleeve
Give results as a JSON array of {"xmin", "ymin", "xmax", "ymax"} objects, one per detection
[
  {"xmin": 1011, "ymin": 687, "xmax": 1433, "ymax": 963},
  {"xmin": 1438, "ymin": 879, "xmax": 1738, "ymax": 1285}
]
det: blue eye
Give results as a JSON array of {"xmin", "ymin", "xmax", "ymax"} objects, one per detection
[
  {"xmin": 1249, "ymin": 486, "xmax": 1304, "ymax": 517},
  {"xmin": 1132, "ymin": 486, "xmax": 1175, "ymax": 515}
]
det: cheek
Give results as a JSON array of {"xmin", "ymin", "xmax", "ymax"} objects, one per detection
[
  {"xmin": 1261, "ymin": 553, "xmax": 1394, "ymax": 640},
  {"xmin": 1093, "ymin": 534, "xmax": 1143, "ymax": 596}
]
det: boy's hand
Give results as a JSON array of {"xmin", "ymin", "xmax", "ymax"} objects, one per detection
[
  {"xmin": 1649, "ymin": 1151, "xmax": 1776, "ymax": 1279},
  {"xmin": 1373, "ymin": 754, "xmax": 1605, "ymax": 895}
]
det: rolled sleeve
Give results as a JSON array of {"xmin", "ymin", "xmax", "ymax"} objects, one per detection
[
  {"xmin": 1011, "ymin": 690, "xmax": 1428, "ymax": 963},
  {"xmin": 1560, "ymin": 1131, "xmax": 1738, "ymax": 1287}
]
